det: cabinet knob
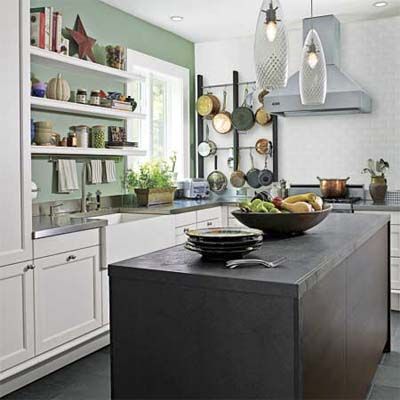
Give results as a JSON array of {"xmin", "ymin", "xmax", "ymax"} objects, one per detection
[
  {"xmin": 207, "ymin": 221, "xmax": 213, "ymax": 226},
  {"xmin": 66, "ymin": 255, "xmax": 77, "ymax": 262},
  {"xmin": 25, "ymin": 264, "xmax": 35, "ymax": 271}
]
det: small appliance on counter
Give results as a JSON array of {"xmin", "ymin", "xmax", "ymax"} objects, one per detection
[{"xmin": 181, "ymin": 179, "xmax": 210, "ymax": 200}]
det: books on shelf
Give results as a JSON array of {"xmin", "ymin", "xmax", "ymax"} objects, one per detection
[
  {"xmin": 30, "ymin": 6, "xmax": 62, "ymax": 53},
  {"xmin": 100, "ymin": 99, "xmax": 133, "ymax": 112}
]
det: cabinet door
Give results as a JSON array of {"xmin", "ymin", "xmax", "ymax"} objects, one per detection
[
  {"xmin": 0, "ymin": 262, "xmax": 34, "ymax": 372},
  {"xmin": 102, "ymin": 270, "xmax": 110, "ymax": 326},
  {"xmin": 0, "ymin": 0, "xmax": 32, "ymax": 266},
  {"xmin": 34, "ymin": 247, "xmax": 102, "ymax": 354},
  {"xmin": 391, "ymin": 226, "xmax": 400, "ymax": 258},
  {"xmin": 391, "ymin": 257, "xmax": 400, "ymax": 291}
]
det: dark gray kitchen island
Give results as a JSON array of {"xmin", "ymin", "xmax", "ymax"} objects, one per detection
[{"xmin": 109, "ymin": 214, "xmax": 391, "ymax": 400}]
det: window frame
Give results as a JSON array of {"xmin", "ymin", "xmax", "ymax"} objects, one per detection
[{"xmin": 126, "ymin": 49, "xmax": 190, "ymax": 178}]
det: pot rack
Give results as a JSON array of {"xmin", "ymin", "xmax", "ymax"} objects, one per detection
[{"xmin": 197, "ymin": 71, "xmax": 278, "ymax": 181}]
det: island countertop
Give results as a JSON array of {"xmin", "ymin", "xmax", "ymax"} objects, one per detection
[{"xmin": 109, "ymin": 213, "xmax": 390, "ymax": 299}]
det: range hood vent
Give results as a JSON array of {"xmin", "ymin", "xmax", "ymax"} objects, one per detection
[{"xmin": 264, "ymin": 15, "xmax": 372, "ymax": 117}]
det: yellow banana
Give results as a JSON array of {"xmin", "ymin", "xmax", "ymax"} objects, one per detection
[{"xmin": 283, "ymin": 193, "xmax": 317, "ymax": 204}]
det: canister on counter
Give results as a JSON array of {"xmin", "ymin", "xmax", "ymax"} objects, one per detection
[{"xmin": 91, "ymin": 125, "xmax": 106, "ymax": 148}]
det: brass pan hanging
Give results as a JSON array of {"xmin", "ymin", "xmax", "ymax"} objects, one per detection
[
  {"xmin": 212, "ymin": 90, "xmax": 232, "ymax": 134},
  {"xmin": 196, "ymin": 92, "xmax": 220, "ymax": 119}
]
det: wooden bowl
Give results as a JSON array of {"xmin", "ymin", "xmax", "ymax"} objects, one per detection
[{"xmin": 231, "ymin": 205, "xmax": 333, "ymax": 235}]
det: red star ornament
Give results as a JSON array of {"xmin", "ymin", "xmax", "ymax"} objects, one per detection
[{"xmin": 66, "ymin": 15, "xmax": 97, "ymax": 63}]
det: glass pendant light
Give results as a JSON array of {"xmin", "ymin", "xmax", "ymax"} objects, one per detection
[
  {"xmin": 254, "ymin": 0, "xmax": 289, "ymax": 90},
  {"xmin": 299, "ymin": 0, "xmax": 327, "ymax": 105}
]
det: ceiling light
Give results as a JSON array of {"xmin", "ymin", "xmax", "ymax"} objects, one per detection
[
  {"xmin": 170, "ymin": 15, "xmax": 184, "ymax": 22},
  {"xmin": 254, "ymin": 0, "xmax": 289, "ymax": 90},
  {"xmin": 299, "ymin": 0, "xmax": 327, "ymax": 105},
  {"xmin": 373, "ymin": 1, "xmax": 388, "ymax": 7}
]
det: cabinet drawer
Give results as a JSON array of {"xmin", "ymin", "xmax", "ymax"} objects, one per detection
[
  {"xmin": 197, "ymin": 207, "xmax": 222, "ymax": 222},
  {"xmin": 175, "ymin": 212, "xmax": 196, "ymax": 227},
  {"xmin": 228, "ymin": 218, "xmax": 246, "ymax": 228},
  {"xmin": 34, "ymin": 246, "xmax": 102, "ymax": 354},
  {"xmin": 391, "ymin": 225, "xmax": 400, "ymax": 257},
  {"xmin": 197, "ymin": 218, "xmax": 222, "ymax": 229},
  {"xmin": 175, "ymin": 224, "xmax": 196, "ymax": 245},
  {"xmin": 391, "ymin": 257, "xmax": 400, "ymax": 290},
  {"xmin": 34, "ymin": 229, "xmax": 100, "ymax": 259}
]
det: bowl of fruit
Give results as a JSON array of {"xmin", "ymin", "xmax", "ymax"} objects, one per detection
[{"xmin": 232, "ymin": 193, "xmax": 332, "ymax": 235}]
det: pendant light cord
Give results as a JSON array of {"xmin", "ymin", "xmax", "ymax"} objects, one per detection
[{"xmin": 311, "ymin": 0, "xmax": 314, "ymax": 30}]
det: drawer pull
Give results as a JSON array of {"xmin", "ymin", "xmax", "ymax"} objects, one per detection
[
  {"xmin": 25, "ymin": 264, "xmax": 35, "ymax": 271},
  {"xmin": 66, "ymin": 255, "xmax": 77, "ymax": 262},
  {"xmin": 207, "ymin": 221, "xmax": 213, "ymax": 227}
]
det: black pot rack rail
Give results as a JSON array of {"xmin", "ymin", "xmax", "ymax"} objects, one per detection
[{"xmin": 196, "ymin": 71, "xmax": 279, "ymax": 181}]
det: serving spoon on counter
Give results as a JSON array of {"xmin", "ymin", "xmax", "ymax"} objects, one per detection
[{"xmin": 226, "ymin": 256, "xmax": 287, "ymax": 269}]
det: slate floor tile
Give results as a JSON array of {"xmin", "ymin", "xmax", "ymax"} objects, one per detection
[
  {"xmin": 369, "ymin": 385, "xmax": 400, "ymax": 400},
  {"xmin": 373, "ymin": 365, "xmax": 400, "ymax": 388},
  {"xmin": 382, "ymin": 351, "xmax": 400, "ymax": 368}
]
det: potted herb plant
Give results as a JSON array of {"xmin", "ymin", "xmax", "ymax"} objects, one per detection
[
  {"xmin": 126, "ymin": 160, "xmax": 176, "ymax": 207},
  {"xmin": 362, "ymin": 158, "xmax": 389, "ymax": 204}
]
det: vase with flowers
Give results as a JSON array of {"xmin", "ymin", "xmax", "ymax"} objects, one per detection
[{"xmin": 362, "ymin": 158, "xmax": 389, "ymax": 204}]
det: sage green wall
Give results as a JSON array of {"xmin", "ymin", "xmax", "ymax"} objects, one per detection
[{"xmin": 31, "ymin": 0, "xmax": 195, "ymax": 203}]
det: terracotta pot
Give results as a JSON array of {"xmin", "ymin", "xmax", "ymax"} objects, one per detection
[
  {"xmin": 369, "ymin": 176, "xmax": 387, "ymax": 204},
  {"xmin": 135, "ymin": 188, "xmax": 176, "ymax": 207}
]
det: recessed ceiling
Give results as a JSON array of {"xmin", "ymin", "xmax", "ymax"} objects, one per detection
[{"xmin": 100, "ymin": 0, "xmax": 400, "ymax": 43}]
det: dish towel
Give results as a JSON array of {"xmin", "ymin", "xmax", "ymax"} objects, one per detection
[
  {"xmin": 104, "ymin": 160, "xmax": 117, "ymax": 183},
  {"xmin": 57, "ymin": 160, "xmax": 79, "ymax": 193},
  {"xmin": 87, "ymin": 160, "xmax": 103, "ymax": 184}
]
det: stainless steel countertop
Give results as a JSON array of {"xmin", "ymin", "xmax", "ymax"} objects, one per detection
[
  {"xmin": 353, "ymin": 200, "xmax": 400, "ymax": 212},
  {"xmin": 32, "ymin": 215, "xmax": 108, "ymax": 239}
]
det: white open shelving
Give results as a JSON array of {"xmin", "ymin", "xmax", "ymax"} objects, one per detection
[
  {"xmin": 31, "ymin": 145, "xmax": 147, "ymax": 157},
  {"xmin": 31, "ymin": 97, "xmax": 146, "ymax": 121},
  {"xmin": 30, "ymin": 46, "xmax": 145, "ymax": 83}
]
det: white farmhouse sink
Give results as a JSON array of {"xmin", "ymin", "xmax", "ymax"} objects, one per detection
[
  {"xmin": 88, "ymin": 213, "xmax": 157, "ymax": 225},
  {"xmin": 90, "ymin": 213, "xmax": 175, "ymax": 269}
]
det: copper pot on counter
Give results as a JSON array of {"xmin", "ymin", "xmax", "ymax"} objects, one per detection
[{"xmin": 317, "ymin": 177, "xmax": 350, "ymax": 198}]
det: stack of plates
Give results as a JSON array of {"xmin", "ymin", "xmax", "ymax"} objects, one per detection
[{"xmin": 184, "ymin": 227, "xmax": 263, "ymax": 260}]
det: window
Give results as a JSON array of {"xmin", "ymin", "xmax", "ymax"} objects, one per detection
[{"xmin": 126, "ymin": 49, "xmax": 190, "ymax": 180}]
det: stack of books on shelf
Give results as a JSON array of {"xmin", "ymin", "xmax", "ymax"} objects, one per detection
[
  {"xmin": 100, "ymin": 99, "xmax": 133, "ymax": 112},
  {"xmin": 30, "ymin": 6, "xmax": 68, "ymax": 54}
]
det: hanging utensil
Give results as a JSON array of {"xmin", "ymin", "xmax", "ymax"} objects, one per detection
[
  {"xmin": 230, "ymin": 154, "xmax": 246, "ymax": 188},
  {"xmin": 231, "ymin": 88, "xmax": 255, "ymax": 132},
  {"xmin": 198, "ymin": 123, "xmax": 217, "ymax": 157},
  {"xmin": 246, "ymin": 149, "xmax": 262, "ymax": 189},
  {"xmin": 207, "ymin": 155, "xmax": 228, "ymax": 194},
  {"xmin": 212, "ymin": 90, "xmax": 233, "ymax": 134},
  {"xmin": 196, "ymin": 92, "xmax": 221, "ymax": 119},
  {"xmin": 255, "ymin": 138, "xmax": 271, "ymax": 155},
  {"xmin": 255, "ymin": 90, "xmax": 272, "ymax": 126},
  {"xmin": 258, "ymin": 152, "xmax": 274, "ymax": 187}
]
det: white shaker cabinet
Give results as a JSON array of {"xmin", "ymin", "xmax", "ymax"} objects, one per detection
[
  {"xmin": 34, "ymin": 247, "xmax": 102, "ymax": 355},
  {"xmin": 0, "ymin": 0, "xmax": 32, "ymax": 266},
  {"xmin": 0, "ymin": 262, "xmax": 35, "ymax": 372}
]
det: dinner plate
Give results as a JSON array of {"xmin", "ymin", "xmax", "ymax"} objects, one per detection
[
  {"xmin": 186, "ymin": 237, "xmax": 263, "ymax": 250},
  {"xmin": 185, "ymin": 227, "xmax": 263, "ymax": 242},
  {"xmin": 184, "ymin": 242, "xmax": 259, "ymax": 259}
]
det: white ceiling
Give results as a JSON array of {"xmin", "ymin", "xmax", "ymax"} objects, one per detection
[{"xmin": 100, "ymin": 0, "xmax": 400, "ymax": 43}]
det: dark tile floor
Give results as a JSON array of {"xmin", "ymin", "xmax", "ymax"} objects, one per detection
[{"xmin": 5, "ymin": 312, "xmax": 400, "ymax": 400}]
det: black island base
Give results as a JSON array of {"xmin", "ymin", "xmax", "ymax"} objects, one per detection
[{"xmin": 109, "ymin": 213, "xmax": 391, "ymax": 399}]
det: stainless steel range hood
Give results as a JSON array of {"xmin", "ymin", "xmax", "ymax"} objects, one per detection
[{"xmin": 264, "ymin": 15, "xmax": 372, "ymax": 117}]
